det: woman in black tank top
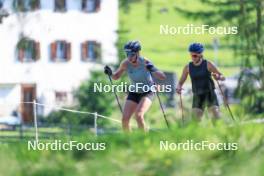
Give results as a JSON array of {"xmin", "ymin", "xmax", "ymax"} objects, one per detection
[
  {"xmin": 176, "ymin": 43, "xmax": 225, "ymax": 122},
  {"xmin": 189, "ymin": 59, "xmax": 215, "ymax": 95}
]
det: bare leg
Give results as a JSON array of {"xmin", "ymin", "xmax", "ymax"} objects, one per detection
[
  {"xmin": 134, "ymin": 97, "xmax": 152, "ymax": 132},
  {"xmin": 208, "ymin": 106, "xmax": 221, "ymax": 125},
  {"xmin": 122, "ymin": 100, "xmax": 137, "ymax": 132},
  {"xmin": 192, "ymin": 108, "xmax": 203, "ymax": 122}
]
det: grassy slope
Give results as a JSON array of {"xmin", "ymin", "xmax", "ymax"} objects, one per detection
[
  {"xmin": 120, "ymin": 0, "xmax": 241, "ymax": 76},
  {"xmin": 1, "ymin": 123, "xmax": 264, "ymax": 176}
]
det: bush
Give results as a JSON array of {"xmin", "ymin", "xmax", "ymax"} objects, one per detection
[{"xmin": 45, "ymin": 71, "xmax": 116, "ymax": 126}]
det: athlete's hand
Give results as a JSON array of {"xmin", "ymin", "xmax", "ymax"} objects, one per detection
[
  {"xmin": 176, "ymin": 85, "xmax": 183, "ymax": 94},
  {"xmin": 104, "ymin": 65, "xmax": 112, "ymax": 76},
  {"xmin": 212, "ymin": 73, "xmax": 219, "ymax": 80},
  {"xmin": 212, "ymin": 73, "xmax": 224, "ymax": 81}
]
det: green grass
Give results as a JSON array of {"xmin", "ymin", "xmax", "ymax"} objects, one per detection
[
  {"xmin": 101, "ymin": 95, "xmax": 258, "ymax": 131},
  {"xmin": 1, "ymin": 122, "xmax": 264, "ymax": 176},
  {"xmin": 120, "ymin": 0, "xmax": 241, "ymax": 75},
  {"xmin": 0, "ymin": 98, "xmax": 262, "ymax": 176}
]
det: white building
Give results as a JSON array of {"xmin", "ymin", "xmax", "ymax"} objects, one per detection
[{"xmin": 0, "ymin": 0, "xmax": 118, "ymax": 123}]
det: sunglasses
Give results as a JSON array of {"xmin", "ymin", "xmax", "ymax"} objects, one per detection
[
  {"xmin": 191, "ymin": 54, "xmax": 200, "ymax": 58},
  {"xmin": 126, "ymin": 52, "xmax": 136, "ymax": 58}
]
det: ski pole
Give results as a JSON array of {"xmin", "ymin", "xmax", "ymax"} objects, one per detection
[
  {"xmin": 179, "ymin": 92, "xmax": 184, "ymax": 125},
  {"xmin": 215, "ymin": 79, "xmax": 235, "ymax": 121},
  {"xmin": 107, "ymin": 75, "xmax": 123, "ymax": 114},
  {"xmin": 149, "ymin": 72, "xmax": 170, "ymax": 129}
]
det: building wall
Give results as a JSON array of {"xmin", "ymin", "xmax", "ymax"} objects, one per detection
[
  {"xmin": 0, "ymin": 0, "xmax": 118, "ymax": 117},
  {"xmin": 0, "ymin": 84, "xmax": 21, "ymax": 116}
]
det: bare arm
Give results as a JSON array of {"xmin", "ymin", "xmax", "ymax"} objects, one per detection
[
  {"xmin": 176, "ymin": 65, "xmax": 189, "ymax": 93},
  {"xmin": 112, "ymin": 60, "xmax": 127, "ymax": 80},
  {"xmin": 152, "ymin": 70, "xmax": 166, "ymax": 80},
  {"xmin": 144, "ymin": 59, "xmax": 166, "ymax": 80},
  {"xmin": 207, "ymin": 61, "xmax": 225, "ymax": 81},
  {"xmin": 178, "ymin": 65, "xmax": 189, "ymax": 87}
]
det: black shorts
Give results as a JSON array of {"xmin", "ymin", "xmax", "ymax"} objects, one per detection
[
  {"xmin": 127, "ymin": 91, "xmax": 155, "ymax": 104},
  {"xmin": 192, "ymin": 90, "xmax": 219, "ymax": 110}
]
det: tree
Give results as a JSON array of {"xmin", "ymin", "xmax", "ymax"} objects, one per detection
[
  {"xmin": 74, "ymin": 71, "xmax": 116, "ymax": 125},
  {"xmin": 45, "ymin": 71, "xmax": 117, "ymax": 126}
]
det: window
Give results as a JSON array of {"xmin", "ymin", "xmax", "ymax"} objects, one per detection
[
  {"xmin": 54, "ymin": 0, "xmax": 66, "ymax": 12},
  {"xmin": 17, "ymin": 38, "xmax": 40, "ymax": 62},
  {"xmin": 50, "ymin": 40, "xmax": 71, "ymax": 62},
  {"xmin": 55, "ymin": 91, "xmax": 68, "ymax": 102},
  {"xmin": 13, "ymin": 0, "xmax": 40, "ymax": 11},
  {"xmin": 81, "ymin": 41, "xmax": 101, "ymax": 62},
  {"xmin": 82, "ymin": 0, "xmax": 100, "ymax": 12}
]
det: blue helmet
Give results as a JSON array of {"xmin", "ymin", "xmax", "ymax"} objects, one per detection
[
  {"xmin": 124, "ymin": 41, "xmax": 141, "ymax": 53},
  {"xmin": 188, "ymin": 43, "xmax": 204, "ymax": 53}
]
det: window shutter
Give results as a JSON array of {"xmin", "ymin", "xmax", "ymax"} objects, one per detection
[
  {"xmin": 51, "ymin": 42, "xmax": 57, "ymax": 61},
  {"xmin": 35, "ymin": 42, "xmax": 40, "ymax": 61},
  {"xmin": 81, "ymin": 42, "xmax": 87, "ymax": 61},
  {"xmin": 63, "ymin": 0, "xmax": 66, "ymax": 9},
  {"xmin": 95, "ymin": 42, "xmax": 101, "ymax": 61},
  {"xmin": 18, "ymin": 48, "xmax": 24, "ymax": 62},
  {"xmin": 63, "ymin": 40, "xmax": 67, "ymax": 59},
  {"xmin": 95, "ymin": 0, "xmax": 100, "ymax": 12},
  {"xmin": 62, "ymin": 0, "xmax": 66, "ymax": 11},
  {"xmin": 66, "ymin": 42, "xmax": 71, "ymax": 61}
]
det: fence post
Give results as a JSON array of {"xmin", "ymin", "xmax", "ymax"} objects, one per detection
[
  {"xmin": 19, "ymin": 122, "xmax": 23, "ymax": 139},
  {"xmin": 33, "ymin": 100, "xmax": 39, "ymax": 143},
  {"xmin": 67, "ymin": 123, "xmax": 72, "ymax": 139},
  {"xmin": 94, "ymin": 112, "xmax": 98, "ymax": 136}
]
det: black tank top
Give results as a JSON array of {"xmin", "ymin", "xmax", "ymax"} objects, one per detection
[{"xmin": 189, "ymin": 59, "xmax": 215, "ymax": 94}]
